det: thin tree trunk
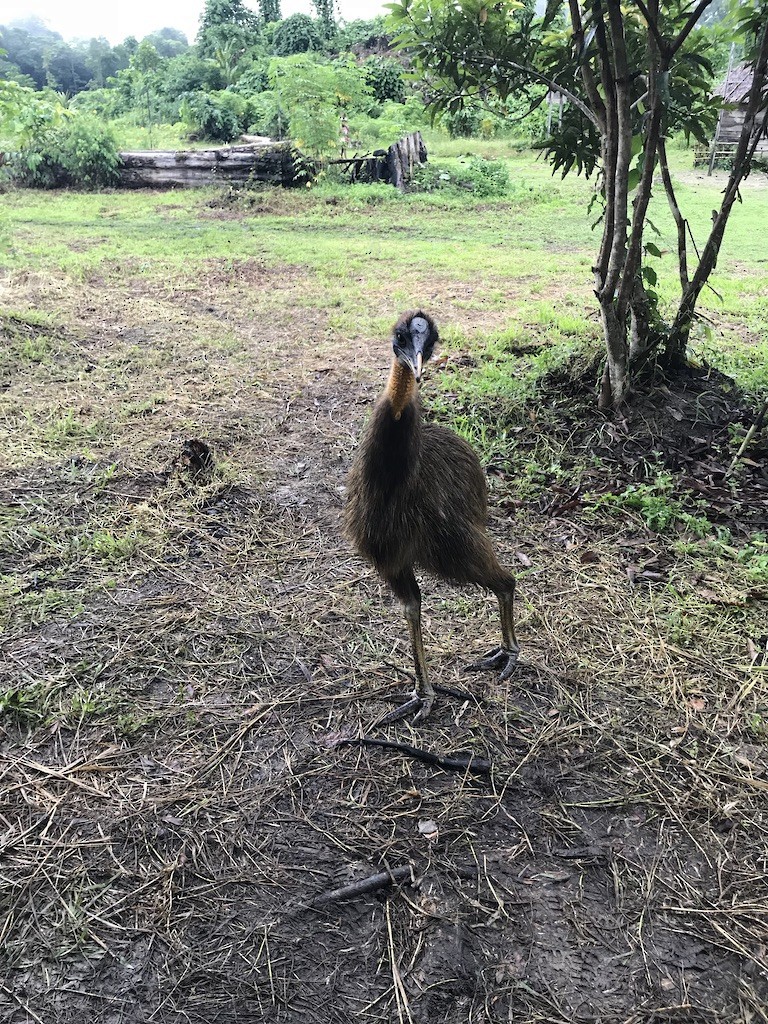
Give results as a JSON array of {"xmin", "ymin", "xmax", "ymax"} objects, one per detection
[
  {"xmin": 629, "ymin": 276, "xmax": 652, "ymax": 361},
  {"xmin": 599, "ymin": 301, "xmax": 629, "ymax": 408}
]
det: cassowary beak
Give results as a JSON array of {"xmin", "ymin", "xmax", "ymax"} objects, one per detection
[{"xmin": 405, "ymin": 317, "xmax": 430, "ymax": 381}]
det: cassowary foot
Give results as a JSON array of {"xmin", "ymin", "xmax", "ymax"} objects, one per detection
[
  {"xmin": 413, "ymin": 689, "xmax": 434, "ymax": 722},
  {"xmin": 465, "ymin": 646, "xmax": 519, "ymax": 681},
  {"xmin": 377, "ymin": 687, "xmax": 434, "ymax": 726}
]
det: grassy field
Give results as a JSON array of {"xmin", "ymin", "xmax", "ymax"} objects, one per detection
[{"xmin": 1, "ymin": 151, "xmax": 767, "ymax": 1022}]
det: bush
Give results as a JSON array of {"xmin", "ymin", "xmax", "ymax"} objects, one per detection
[
  {"xmin": 364, "ymin": 56, "xmax": 405, "ymax": 104},
  {"xmin": 410, "ymin": 156, "xmax": 510, "ymax": 197},
  {"xmin": 246, "ymin": 90, "xmax": 288, "ymax": 138},
  {"xmin": 181, "ymin": 90, "xmax": 254, "ymax": 142},
  {"xmin": 273, "ymin": 15, "xmax": 323, "ymax": 56},
  {"xmin": 232, "ymin": 59, "xmax": 270, "ymax": 97},
  {"xmin": 11, "ymin": 113, "xmax": 120, "ymax": 188}
]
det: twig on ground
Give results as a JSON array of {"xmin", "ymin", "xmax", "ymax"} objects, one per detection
[
  {"xmin": 335, "ymin": 736, "xmax": 492, "ymax": 776},
  {"xmin": 313, "ymin": 864, "xmax": 414, "ymax": 906}
]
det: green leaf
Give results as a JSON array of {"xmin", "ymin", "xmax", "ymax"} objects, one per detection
[
  {"xmin": 645, "ymin": 242, "xmax": 662, "ymax": 258},
  {"xmin": 627, "ymin": 167, "xmax": 640, "ymax": 192},
  {"xmin": 642, "ymin": 266, "xmax": 658, "ymax": 287}
]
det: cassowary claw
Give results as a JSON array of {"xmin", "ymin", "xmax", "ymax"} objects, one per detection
[{"xmin": 465, "ymin": 646, "xmax": 520, "ymax": 681}]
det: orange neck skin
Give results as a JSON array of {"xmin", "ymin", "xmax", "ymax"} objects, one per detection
[{"xmin": 385, "ymin": 359, "xmax": 418, "ymax": 420}]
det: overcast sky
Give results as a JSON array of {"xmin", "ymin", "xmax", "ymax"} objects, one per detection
[{"xmin": 3, "ymin": 0, "xmax": 388, "ymax": 45}]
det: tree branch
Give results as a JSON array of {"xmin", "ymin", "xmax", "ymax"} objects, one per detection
[
  {"xmin": 568, "ymin": 0, "xmax": 607, "ymax": 129},
  {"xmin": 592, "ymin": 0, "xmax": 617, "ymax": 289},
  {"xmin": 618, "ymin": 0, "xmax": 663, "ymax": 317},
  {"xmin": 601, "ymin": 0, "xmax": 633, "ymax": 303},
  {"xmin": 631, "ymin": 0, "xmax": 667, "ymax": 55},
  {"xmin": 657, "ymin": 137, "xmax": 688, "ymax": 291},
  {"xmin": 465, "ymin": 53, "xmax": 603, "ymax": 130},
  {"xmin": 669, "ymin": 0, "xmax": 715, "ymax": 59}
]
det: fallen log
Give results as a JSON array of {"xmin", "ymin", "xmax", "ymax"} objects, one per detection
[{"xmin": 117, "ymin": 141, "xmax": 311, "ymax": 188}]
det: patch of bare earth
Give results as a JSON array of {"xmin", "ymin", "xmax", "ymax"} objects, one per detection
[{"xmin": 1, "ymin": 292, "xmax": 767, "ymax": 1024}]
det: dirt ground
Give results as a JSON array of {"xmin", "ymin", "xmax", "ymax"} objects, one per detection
[{"xmin": 1, "ymin": 208, "xmax": 768, "ymax": 1023}]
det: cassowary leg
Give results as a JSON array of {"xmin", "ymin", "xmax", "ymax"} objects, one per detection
[
  {"xmin": 466, "ymin": 574, "xmax": 520, "ymax": 681},
  {"xmin": 388, "ymin": 568, "xmax": 435, "ymax": 720}
]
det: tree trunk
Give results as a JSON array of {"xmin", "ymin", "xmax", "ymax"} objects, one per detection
[
  {"xmin": 599, "ymin": 301, "xmax": 629, "ymax": 409},
  {"xmin": 629, "ymin": 276, "xmax": 652, "ymax": 362}
]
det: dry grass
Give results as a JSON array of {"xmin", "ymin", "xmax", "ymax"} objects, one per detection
[{"xmin": 1, "ymin": 185, "xmax": 767, "ymax": 1023}]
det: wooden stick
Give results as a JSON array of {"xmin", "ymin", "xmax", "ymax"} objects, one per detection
[
  {"xmin": 726, "ymin": 400, "xmax": 768, "ymax": 478},
  {"xmin": 313, "ymin": 865, "xmax": 413, "ymax": 905}
]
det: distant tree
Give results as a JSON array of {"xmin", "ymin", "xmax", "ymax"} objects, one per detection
[
  {"xmin": 119, "ymin": 36, "xmax": 139, "ymax": 59},
  {"xmin": 258, "ymin": 0, "xmax": 282, "ymax": 24},
  {"xmin": 43, "ymin": 41, "xmax": 92, "ymax": 94},
  {"xmin": 143, "ymin": 28, "xmax": 189, "ymax": 59},
  {"xmin": 0, "ymin": 22, "xmax": 62, "ymax": 88},
  {"xmin": 311, "ymin": 0, "xmax": 337, "ymax": 38},
  {"xmin": 129, "ymin": 40, "xmax": 163, "ymax": 144},
  {"xmin": 162, "ymin": 51, "xmax": 223, "ymax": 96},
  {"xmin": 85, "ymin": 37, "xmax": 127, "ymax": 88},
  {"xmin": 198, "ymin": 0, "xmax": 259, "ymax": 57},
  {"xmin": 273, "ymin": 14, "xmax": 323, "ymax": 56}
]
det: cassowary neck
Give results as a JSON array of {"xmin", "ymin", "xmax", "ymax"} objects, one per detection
[{"xmin": 385, "ymin": 359, "xmax": 418, "ymax": 420}]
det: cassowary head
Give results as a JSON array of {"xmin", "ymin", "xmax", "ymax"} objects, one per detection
[{"xmin": 392, "ymin": 310, "xmax": 438, "ymax": 382}]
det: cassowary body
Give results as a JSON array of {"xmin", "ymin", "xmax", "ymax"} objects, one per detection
[{"xmin": 345, "ymin": 311, "xmax": 518, "ymax": 719}]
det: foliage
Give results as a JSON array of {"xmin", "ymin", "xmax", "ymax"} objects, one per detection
[
  {"xmin": 231, "ymin": 60, "xmax": 270, "ymax": 97},
  {"xmin": 197, "ymin": 0, "xmax": 260, "ymax": 58},
  {"xmin": 245, "ymin": 90, "xmax": 288, "ymax": 137},
  {"xmin": 273, "ymin": 15, "xmax": 324, "ymax": 56},
  {"xmin": 410, "ymin": 154, "xmax": 510, "ymax": 195},
  {"xmin": 259, "ymin": 0, "xmax": 282, "ymax": 23},
  {"xmin": 332, "ymin": 17, "xmax": 389, "ymax": 52},
  {"xmin": 364, "ymin": 56, "xmax": 405, "ymax": 103},
  {"xmin": 69, "ymin": 85, "xmax": 126, "ymax": 120},
  {"xmin": 269, "ymin": 54, "xmax": 372, "ymax": 156},
  {"xmin": 0, "ymin": 79, "xmax": 69, "ymax": 150},
  {"xmin": 160, "ymin": 52, "xmax": 224, "ymax": 98},
  {"xmin": 9, "ymin": 110, "xmax": 120, "ymax": 188},
  {"xmin": 181, "ymin": 90, "xmax": 253, "ymax": 141},
  {"xmin": 354, "ymin": 95, "xmax": 429, "ymax": 147}
]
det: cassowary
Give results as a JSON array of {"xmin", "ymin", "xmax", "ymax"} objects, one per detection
[{"xmin": 345, "ymin": 310, "xmax": 519, "ymax": 719}]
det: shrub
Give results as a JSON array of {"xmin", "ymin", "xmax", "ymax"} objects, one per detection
[
  {"xmin": 273, "ymin": 15, "xmax": 323, "ymax": 56},
  {"xmin": 246, "ymin": 90, "xmax": 288, "ymax": 138},
  {"xmin": 180, "ymin": 90, "xmax": 253, "ymax": 141},
  {"xmin": 11, "ymin": 113, "xmax": 120, "ymax": 188},
  {"xmin": 410, "ymin": 156, "xmax": 510, "ymax": 197},
  {"xmin": 364, "ymin": 56, "xmax": 405, "ymax": 104}
]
